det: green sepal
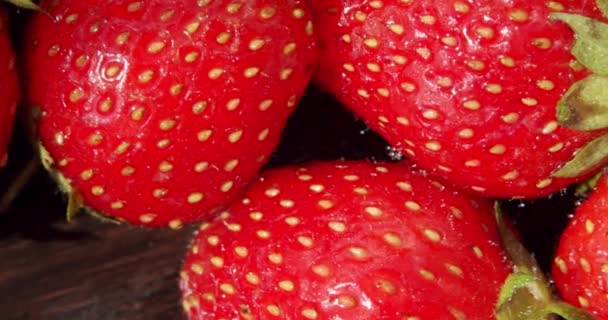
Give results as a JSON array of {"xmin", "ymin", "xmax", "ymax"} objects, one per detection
[
  {"xmin": 557, "ymin": 75, "xmax": 608, "ymax": 131},
  {"xmin": 87, "ymin": 208, "xmax": 125, "ymax": 225},
  {"xmin": 38, "ymin": 143, "xmax": 85, "ymax": 222},
  {"xmin": 574, "ymin": 170, "xmax": 603, "ymax": 197},
  {"xmin": 552, "ymin": 133, "xmax": 608, "ymax": 178},
  {"xmin": 496, "ymin": 285, "xmax": 555, "ymax": 320},
  {"xmin": 494, "ymin": 203, "xmax": 596, "ymax": 320},
  {"xmin": 3, "ymin": 0, "xmax": 40, "ymax": 10},
  {"xmin": 598, "ymin": 0, "xmax": 608, "ymax": 18},
  {"xmin": 66, "ymin": 191, "xmax": 83, "ymax": 221},
  {"xmin": 495, "ymin": 203, "xmax": 542, "ymax": 275},
  {"xmin": 546, "ymin": 301, "xmax": 597, "ymax": 320},
  {"xmin": 497, "ymin": 272, "xmax": 538, "ymax": 306},
  {"xmin": 550, "ymin": 12, "xmax": 608, "ymax": 76},
  {"xmin": 494, "ymin": 203, "xmax": 553, "ymax": 318}
]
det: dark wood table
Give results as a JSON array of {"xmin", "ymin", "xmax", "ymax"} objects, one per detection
[{"xmin": 0, "ymin": 169, "xmax": 194, "ymax": 320}]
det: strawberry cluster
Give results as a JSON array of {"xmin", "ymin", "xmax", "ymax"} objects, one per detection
[{"xmin": 3, "ymin": 0, "xmax": 608, "ymax": 319}]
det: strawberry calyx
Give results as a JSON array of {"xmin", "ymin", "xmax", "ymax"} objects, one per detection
[
  {"xmin": 39, "ymin": 143, "xmax": 124, "ymax": 225},
  {"xmin": 65, "ymin": 189, "xmax": 82, "ymax": 221},
  {"xmin": 550, "ymin": 12, "xmax": 608, "ymax": 76},
  {"xmin": 574, "ymin": 170, "xmax": 604, "ymax": 197},
  {"xmin": 556, "ymin": 75, "xmax": 608, "ymax": 131},
  {"xmin": 552, "ymin": 134, "xmax": 608, "ymax": 178},
  {"xmin": 550, "ymin": 4, "xmax": 608, "ymax": 178},
  {"xmin": 494, "ymin": 203, "xmax": 596, "ymax": 320},
  {"xmin": 2, "ymin": 0, "xmax": 40, "ymax": 10},
  {"xmin": 39, "ymin": 143, "xmax": 81, "ymax": 221},
  {"xmin": 600, "ymin": 0, "xmax": 608, "ymax": 17}
]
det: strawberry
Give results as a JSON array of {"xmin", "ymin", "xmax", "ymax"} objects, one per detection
[
  {"xmin": 22, "ymin": 0, "xmax": 318, "ymax": 227},
  {"xmin": 180, "ymin": 161, "xmax": 514, "ymax": 319},
  {"xmin": 310, "ymin": 0, "xmax": 608, "ymax": 198},
  {"xmin": 552, "ymin": 173, "xmax": 608, "ymax": 319},
  {"xmin": 0, "ymin": 7, "xmax": 20, "ymax": 169}
]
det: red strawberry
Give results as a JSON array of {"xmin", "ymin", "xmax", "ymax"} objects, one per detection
[
  {"xmin": 0, "ymin": 7, "xmax": 20, "ymax": 169},
  {"xmin": 310, "ymin": 0, "xmax": 608, "ymax": 198},
  {"xmin": 552, "ymin": 173, "xmax": 608, "ymax": 319},
  {"xmin": 180, "ymin": 161, "xmax": 513, "ymax": 319},
  {"xmin": 22, "ymin": 0, "xmax": 318, "ymax": 227}
]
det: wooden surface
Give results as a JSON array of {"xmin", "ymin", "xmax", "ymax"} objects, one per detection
[{"xmin": 0, "ymin": 169, "xmax": 195, "ymax": 320}]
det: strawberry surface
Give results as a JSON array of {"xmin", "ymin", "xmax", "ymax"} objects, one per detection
[
  {"xmin": 553, "ymin": 173, "xmax": 608, "ymax": 319},
  {"xmin": 180, "ymin": 161, "xmax": 512, "ymax": 319},
  {"xmin": 311, "ymin": 0, "xmax": 606, "ymax": 198},
  {"xmin": 22, "ymin": 0, "xmax": 318, "ymax": 227},
  {"xmin": 0, "ymin": 8, "xmax": 20, "ymax": 168}
]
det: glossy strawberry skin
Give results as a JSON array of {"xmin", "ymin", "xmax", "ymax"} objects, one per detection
[
  {"xmin": 0, "ymin": 9, "xmax": 20, "ymax": 168},
  {"xmin": 23, "ymin": 0, "xmax": 318, "ymax": 227},
  {"xmin": 180, "ymin": 161, "xmax": 512, "ymax": 319},
  {"xmin": 553, "ymin": 174, "xmax": 608, "ymax": 319},
  {"xmin": 311, "ymin": 0, "xmax": 605, "ymax": 199}
]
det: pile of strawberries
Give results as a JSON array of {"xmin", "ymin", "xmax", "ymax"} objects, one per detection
[{"xmin": 2, "ymin": 0, "xmax": 608, "ymax": 319}]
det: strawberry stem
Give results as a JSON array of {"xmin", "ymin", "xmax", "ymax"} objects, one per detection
[
  {"xmin": 497, "ymin": 273, "xmax": 540, "ymax": 306},
  {"xmin": 494, "ymin": 203, "xmax": 542, "ymax": 275},
  {"xmin": 496, "ymin": 285, "xmax": 555, "ymax": 320},
  {"xmin": 494, "ymin": 203, "xmax": 597, "ymax": 320}
]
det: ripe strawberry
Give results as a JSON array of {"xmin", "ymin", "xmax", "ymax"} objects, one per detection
[
  {"xmin": 310, "ymin": 0, "xmax": 608, "ymax": 198},
  {"xmin": 180, "ymin": 161, "xmax": 513, "ymax": 319},
  {"xmin": 22, "ymin": 0, "xmax": 318, "ymax": 227},
  {"xmin": 552, "ymin": 173, "xmax": 608, "ymax": 319},
  {"xmin": 0, "ymin": 7, "xmax": 20, "ymax": 169}
]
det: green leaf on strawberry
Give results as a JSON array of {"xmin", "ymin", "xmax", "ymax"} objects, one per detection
[
  {"xmin": 552, "ymin": 134, "xmax": 608, "ymax": 178},
  {"xmin": 599, "ymin": 0, "xmax": 608, "ymax": 17},
  {"xmin": 3, "ymin": 0, "xmax": 40, "ymax": 10},
  {"xmin": 494, "ymin": 204, "xmax": 596, "ymax": 320},
  {"xmin": 557, "ymin": 75, "xmax": 608, "ymax": 131},
  {"xmin": 550, "ymin": 12, "xmax": 608, "ymax": 76}
]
